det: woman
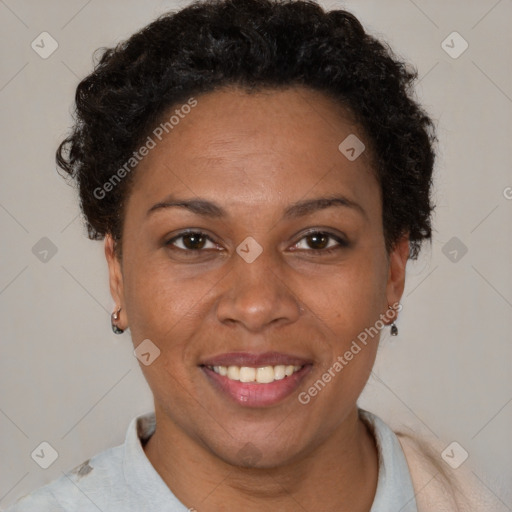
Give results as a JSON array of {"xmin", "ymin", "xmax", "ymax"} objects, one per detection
[{"xmin": 5, "ymin": 0, "xmax": 500, "ymax": 510}]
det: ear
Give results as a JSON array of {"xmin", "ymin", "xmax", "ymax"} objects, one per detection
[
  {"xmin": 105, "ymin": 234, "xmax": 126, "ymax": 328},
  {"xmin": 384, "ymin": 235, "xmax": 410, "ymax": 322}
]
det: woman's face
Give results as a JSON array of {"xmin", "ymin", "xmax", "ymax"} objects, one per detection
[{"xmin": 106, "ymin": 86, "xmax": 408, "ymax": 467}]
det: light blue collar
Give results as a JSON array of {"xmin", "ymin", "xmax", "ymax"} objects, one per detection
[{"xmin": 359, "ymin": 409, "xmax": 418, "ymax": 512}]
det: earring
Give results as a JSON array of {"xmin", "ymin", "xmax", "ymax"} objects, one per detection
[
  {"xmin": 111, "ymin": 307, "xmax": 124, "ymax": 334},
  {"xmin": 388, "ymin": 305, "xmax": 399, "ymax": 336}
]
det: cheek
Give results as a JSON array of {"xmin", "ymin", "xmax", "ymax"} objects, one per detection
[
  {"xmin": 300, "ymin": 252, "xmax": 388, "ymax": 339},
  {"xmin": 301, "ymin": 269, "xmax": 383, "ymax": 414},
  {"xmin": 122, "ymin": 254, "xmax": 220, "ymax": 341},
  {"xmin": 297, "ymin": 252, "xmax": 387, "ymax": 398},
  {"xmin": 121, "ymin": 258, "xmax": 212, "ymax": 409},
  {"xmin": 120, "ymin": 255, "xmax": 231, "ymax": 403}
]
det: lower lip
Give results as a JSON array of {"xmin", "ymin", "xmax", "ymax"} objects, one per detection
[{"xmin": 201, "ymin": 365, "xmax": 312, "ymax": 407}]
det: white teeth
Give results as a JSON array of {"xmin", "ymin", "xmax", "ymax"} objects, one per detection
[
  {"xmin": 239, "ymin": 367, "xmax": 256, "ymax": 382},
  {"xmin": 208, "ymin": 364, "xmax": 304, "ymax": 383},
  {"xmin": 256, "ymin": 366, "xmax": 274, "ymax": 383},
  {"xmin": 273, "ymin": 365, "xmax": 286, "ymax": 380},
  {"xmin": 227, "ymin": 366, "xmax": 240, "ymax": 380}
]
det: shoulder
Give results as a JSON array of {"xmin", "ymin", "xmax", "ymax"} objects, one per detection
[
  {"xmin": 4, "ymin": 444, "xmax": 126, "ymax": 512},
  {"xmin": 396, "ymin": 430, "xmax": 504, "ymax": 512}
]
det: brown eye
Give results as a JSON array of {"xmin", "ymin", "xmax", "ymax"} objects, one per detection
[
  {"xmin": 306, "ymin": 233, "xmax": 329, "ymax": 250},
  {"xmin": 182, "ymin": 233, "xmax": 206, "ymax": 250},
  {"xmin": 166, "ymin": 232, "xmax": 217, "ymax": 251},
  {"xmin": 292, "ymin": 231, "xmax": 348, "ymax": 253}
]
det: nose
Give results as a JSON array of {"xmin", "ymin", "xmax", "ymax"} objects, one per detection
[{"xmin": 215, "ymin": 252, "xmax": 301, "ymax": 333}]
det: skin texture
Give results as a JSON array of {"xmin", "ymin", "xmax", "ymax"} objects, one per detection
[{"xmin": 105, "ymin": 86, "xmax": 410, "ymax": 511}]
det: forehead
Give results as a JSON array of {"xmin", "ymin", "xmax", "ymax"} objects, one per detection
[{"xmin": 129, "ymin": 86, "xmax": 380, "ymax": 216}]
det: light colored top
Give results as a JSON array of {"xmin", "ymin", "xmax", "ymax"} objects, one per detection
[{"xmin": 6, "ymin": 407, "xmax": 493, "ymax": 512}]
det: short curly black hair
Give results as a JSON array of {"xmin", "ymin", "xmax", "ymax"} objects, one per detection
[{"xmin": 56, "ymin": 0, "xmax": 436, "ymax": 259}]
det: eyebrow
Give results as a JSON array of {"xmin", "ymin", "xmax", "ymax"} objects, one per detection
[{"xmin": 146, "ymin": 195, "xmax": 367, "ymax": 220}]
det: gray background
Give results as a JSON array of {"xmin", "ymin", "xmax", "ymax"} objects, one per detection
[{"xmin": 1, "ymin": 0, "xmax": 511, "ymax": 509}]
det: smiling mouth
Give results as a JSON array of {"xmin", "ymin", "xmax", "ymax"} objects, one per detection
[
  {"xmin": 205, "ymin": 364, "xmax": 303, "ymax": 383},
  {"xmin": 200, "ymin": 360, "xmax": 313, "ymax": 407},
  {"xmin": 199, "ymin": 351, "xmax": 314, "ymax": 406}
]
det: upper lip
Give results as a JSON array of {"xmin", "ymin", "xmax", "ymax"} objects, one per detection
[{"xmin": 200, "ymin": 351, "xmax": 313, "ymax": 368}]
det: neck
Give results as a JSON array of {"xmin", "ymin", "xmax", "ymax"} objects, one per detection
[{"xmin": 143, "ymin": 406, "xmax": 378, "ymax": 512}]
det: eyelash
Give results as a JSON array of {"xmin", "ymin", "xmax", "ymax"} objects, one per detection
[
  {"xmin": 165, "ymin": 230, "xmax": 348, "ymax": 255},
  {"xmin": 292, "ymin": 231, "xmax": 348, "ymax": 254}
]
